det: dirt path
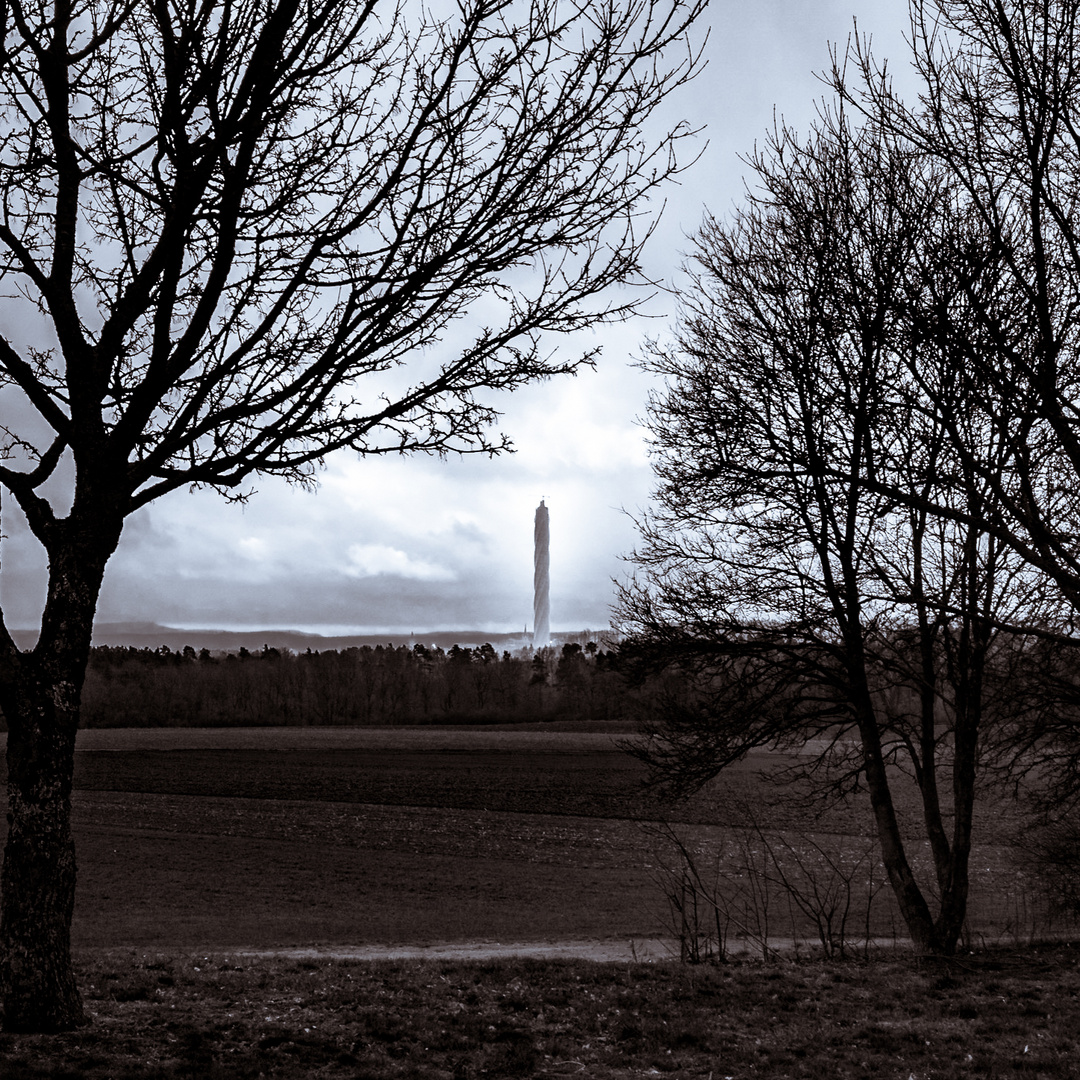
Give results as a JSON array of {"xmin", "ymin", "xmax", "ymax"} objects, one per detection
[{"xmin": 232, "ymin": 938, "xmax": 676, "ymax": 963}]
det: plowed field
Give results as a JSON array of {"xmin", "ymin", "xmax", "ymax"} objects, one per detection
[
  {"xmin": 0, "ymin": 725, "xmax": 1043, "ymax": 952},
  {"xmin": 0, "ymin": 727, "xmax": 688, "ymax": 951}
]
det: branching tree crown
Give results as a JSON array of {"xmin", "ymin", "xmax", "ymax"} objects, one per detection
[
  {"xmin": 833, "ymin": 0, "xmax": 1080, "ymax": 613},
  {"xmin": 827, "ymin": 0, "xmax": 1080, "ymax": 830},
  {"xmin": 0, "ymin": 0, "xmax": 703, "ymax": 510}
]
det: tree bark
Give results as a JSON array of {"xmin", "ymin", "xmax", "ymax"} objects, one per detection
[
  {"xmin": 0, "ymin": 511, "xmax": 119, "ymax": 1031},
  {"xmin": 1, "ymin": 675, "xmax": 85, "ymax": 1032},
  {"xmin": 857, "ymin": 711, "xmax": 941, "ymax": 952}
]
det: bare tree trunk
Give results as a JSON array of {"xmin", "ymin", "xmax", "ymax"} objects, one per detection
[
  {"xmin": 1, "ymin": 670, "xmax": 85, "ymax": 1031},
  {"xmin": 934, "ymin": 638, "xmax": 982, "ymax": 954},
  {"xmin": 0, "ymin": 515, "xmax": 117, "ymax": 1031},
  {"xmin": 858, "ymin": 713, "xmax": 940, "ymax": 952}
]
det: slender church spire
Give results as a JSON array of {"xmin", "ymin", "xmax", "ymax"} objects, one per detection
[{"xmin": 533, "ymin": 498, "xmax": 550, "ymax": 648}]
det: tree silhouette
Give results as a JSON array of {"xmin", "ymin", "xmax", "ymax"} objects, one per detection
[
  {"xmin": 831, "ymin": 3, "xmax": 1080, "ymax": 628},
  {"xmin": 827, "ymin": 0, "xmax": 1080, "ymax": 843},
  {"xmin": 0, "ymin": 0, "xmax": 705, "ymax": 1031},
  {"xmin": 619, "ymin": 113, "xmax": 1053, "ymax": 955}
]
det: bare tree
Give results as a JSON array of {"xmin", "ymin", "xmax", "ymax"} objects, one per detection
[
  {"xmin": 832, "ymin": 2, "xmax": 1080, "ymax": 623},
  {"xmin": 827, "ymin": 0, "xmax": 1080, "ymax": 872},
  {"xmin": 0, "ymin": 0, "xmax": 705, "ymax": 1031},
  {"xmin": 618, "ymin": 114, "xmax": 1051, "ymax": 954}
]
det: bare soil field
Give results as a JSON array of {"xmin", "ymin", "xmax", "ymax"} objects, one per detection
[
  {"xmin": 0, "ymin": 725, "xmax": 687, "ymax": 951},
  {"xmin": 63, "ymin": 721, "xmax": 643, "ymax": 751},
  {"xmin": 67, "ymin": 790, "xmax": 668, "ymax": 949},
  {"xmin": 70, "ymin": 746, "xmax": 666, "ymax": 819},
  {"xmin": 0, "ymin": 724, "xmax": 1048, "ymax": 951}
]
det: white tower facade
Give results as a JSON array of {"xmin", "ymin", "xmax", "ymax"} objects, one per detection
[{"xmin": 533, "ymin": 499, "xmax": 550, "ymax": 648}]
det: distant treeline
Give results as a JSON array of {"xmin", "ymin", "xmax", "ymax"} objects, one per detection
[{"xmin": 34, "ymin": 641, "xmax": 654, "ymax": 728}]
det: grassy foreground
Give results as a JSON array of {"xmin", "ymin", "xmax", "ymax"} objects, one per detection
[{"xmin": 2, "ymin": 947, "xmax": 1079, "ymax": 1078}]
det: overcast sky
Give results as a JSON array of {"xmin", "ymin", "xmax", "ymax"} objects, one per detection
[{"xmin": 1, "ymin": 1, "xmax": 911, "ymax": 637}]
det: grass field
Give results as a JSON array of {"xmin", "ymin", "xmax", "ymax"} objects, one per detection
[
  {"xmin": 1, "ymin": 724, "xmax": 1077, "ymax": 1076},
  {"xmin": 4, "ymin": 947, "xmax": 1080, "ymax": 1078}
]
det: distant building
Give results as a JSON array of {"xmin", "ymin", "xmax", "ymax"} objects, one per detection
[{"xmin": 533, "ymin": 499, "xmax": 550, "ymax": 648}]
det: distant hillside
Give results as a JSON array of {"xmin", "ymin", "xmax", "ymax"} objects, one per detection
[{"xmin": 11, "ymin": 622, "xmax": 604, "ymax": 653}]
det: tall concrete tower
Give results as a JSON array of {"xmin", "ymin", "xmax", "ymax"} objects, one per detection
[{"xmin": 533, "ymin": 498, "xmax": 550, "ymax": 649}]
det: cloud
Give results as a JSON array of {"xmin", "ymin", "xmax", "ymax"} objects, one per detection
[
  {"xmin": 344, "ymin": 544, "xmax": 454, "ymax": 582},
  {"xmin": 237, "ymin": 537, "xmax": 270, "ymax": 561}
]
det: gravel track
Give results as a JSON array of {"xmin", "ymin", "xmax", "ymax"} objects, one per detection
[{"xmin": 231, "ymin": 939, "xmax": 676, "ymax": 962}]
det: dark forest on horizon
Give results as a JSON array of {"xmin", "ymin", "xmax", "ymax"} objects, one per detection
[{"xmin": 10, "ymin": 640, "xmax": 651, "ymax": 729}]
